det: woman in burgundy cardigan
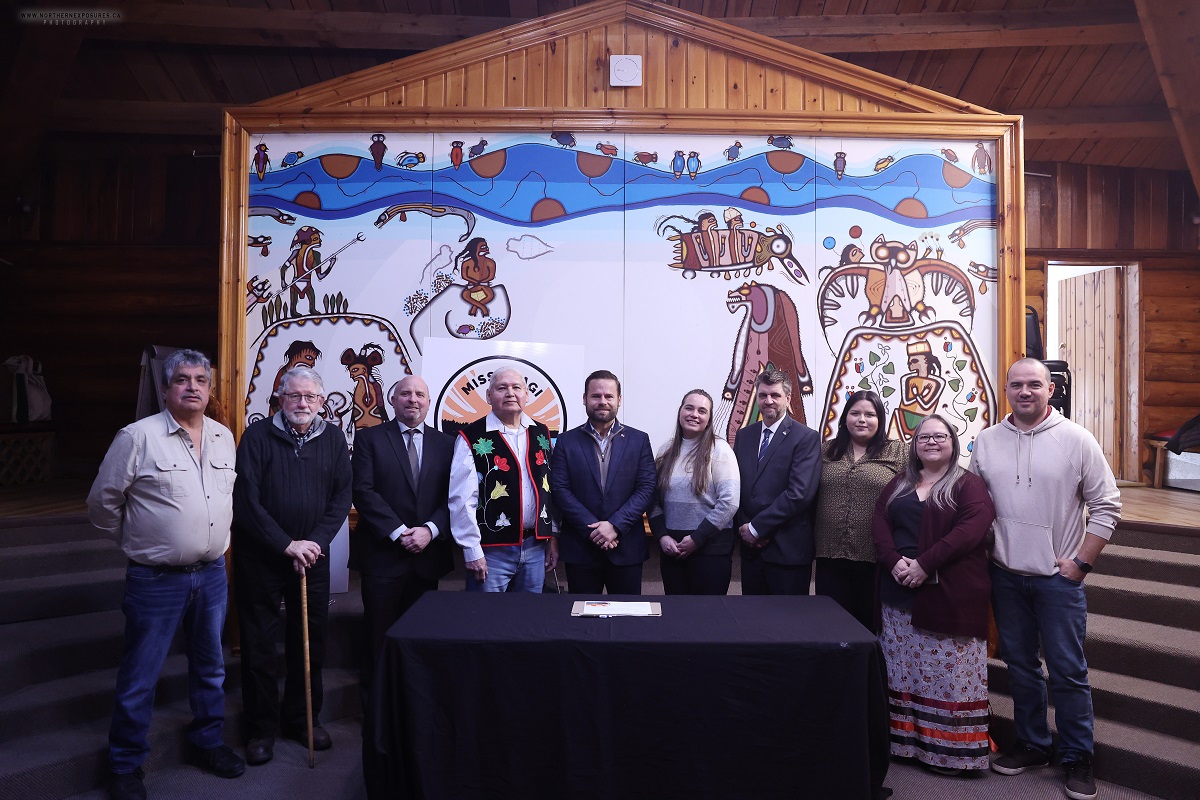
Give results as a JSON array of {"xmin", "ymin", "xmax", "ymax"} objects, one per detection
[{"xmin": 872, "ymin": 414, "xmax": 996, "ymax": 775}]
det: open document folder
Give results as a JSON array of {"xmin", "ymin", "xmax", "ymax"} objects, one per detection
[{"xmin": 571, "ymin": 601, "xmax": 662, "ymax": 617}]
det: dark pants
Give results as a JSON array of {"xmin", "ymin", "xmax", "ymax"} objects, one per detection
[
  {"xmin": 660, "ymin": 553, "xmax": 732, "ymax": 595},
  {"xmin": 740, "ymin": 550, "xmax": 811, "ymax": 595},
  {"xmin": 564, "ymin": 562, "xmax": 644, "ymax": 595},
  {"xmin": 814, "ymin": 557, "xmax": 879, "ymax": 632},
  {"xmin": 359, "ymin": 571, "xmax": 438, "ymax": 800},
  {"xmin": 235, "ymin": 553, "xmax": 330, "ymax": 740}
]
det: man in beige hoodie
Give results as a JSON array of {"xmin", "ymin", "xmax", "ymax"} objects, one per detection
[{"xmin": 970, "ymin": 358, "xmax": 1120, "ymax": 800}]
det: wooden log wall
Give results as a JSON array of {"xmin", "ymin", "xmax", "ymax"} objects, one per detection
[
  {"xmin": 1023, "ymin": 160, "xmax": 1199, "ymax": 350},
  {"xmin": 0, "ymin": 134, "xmax": 220, "ymax": 477},
  {"xmin": 1141, "ymin": 255, "xmax": 1200, "ymax": 441},
  {"xmin": 1022, "ymin": 162, "xmax": 1199, "ymax": 482}
]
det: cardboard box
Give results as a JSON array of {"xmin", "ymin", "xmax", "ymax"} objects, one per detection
[{"xmin": 1164, "ymin": 450, "xmax": 1200, "ymax": 493}]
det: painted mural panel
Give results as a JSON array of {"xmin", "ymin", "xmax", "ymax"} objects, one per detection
[{"xmin": 244, "ymin": 131, "xmax": 998, "ymax": 460}]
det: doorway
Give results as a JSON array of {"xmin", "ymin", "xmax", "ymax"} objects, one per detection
[{"xmin": 1045, "ymin": 262, "xmax": 1139, "ymax": 480}]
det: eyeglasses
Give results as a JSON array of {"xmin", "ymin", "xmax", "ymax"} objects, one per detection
[
  {"xmin": 282, "ymin": 392, "xmax": 322, "ymax": 404},
  {"xmin": 916, "ymin": 433, "xmax": 951, "ymax": 443}
]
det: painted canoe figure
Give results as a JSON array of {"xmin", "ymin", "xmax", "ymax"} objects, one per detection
[
  {"xmin": 457, "ymin": 237, "xmax": 496, "ymax": 316},
  {"xmin": 659, "ymin": 212, "xmax": 808, "ymax": 285}
]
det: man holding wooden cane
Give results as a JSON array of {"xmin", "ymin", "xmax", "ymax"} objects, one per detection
[{"xmin": 232, "ymin": 365, "xmax": 351, "ymax": 766}]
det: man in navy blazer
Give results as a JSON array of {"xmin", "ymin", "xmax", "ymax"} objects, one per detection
[
  {"xmin": 550, "ymin": 370, "xmax": 657, "ymax": 594},
  {"xmin": 351, "ymin": 375, "xmax": 454, "ymax": 799},
  {"xmin": 734, "ymin": 368, "xmax": 822, "ymax": 595}
]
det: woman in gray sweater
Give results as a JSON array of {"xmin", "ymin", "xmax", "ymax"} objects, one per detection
[{"xmin": 648, "ymin": 389, "xmax": 740, "ymax": 594}]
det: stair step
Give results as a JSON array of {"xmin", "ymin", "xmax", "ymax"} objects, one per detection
[
  {"xmin": 989, "ymin": 692, "xmax": 1200, "ymax": 800},
  {"xmin": 1086, "ymin": 573, "xmax": 1200, "ymax": 631},
  {"xmin": 0, "ymin": 516, "xmax": 102, "ymax": 547},
  {"xmin": 1113, "ymin": 525, "xmax": 1200, "ymax": 556},
  {"xmin": 988, "ymin": 661, "xmax": 1200, "ymax": 742},
  {"xmin": 1, "ymin": 610, "xmax": 128, "ymax": 697},
  {"xmin": 1087, "ymin": 614, "xmax": 1200, "ymax": 692},
  {"xmin": 0, "ymin": 667, "xmax": 362, "ymax": 800},
  {"xmin": 1096, "ymin": 544, "xmax": 1200, "ymax": 588},
  {"xmin": 0, "ymin": 539, "xmax": 125, "ymax": 580},
  {"xmin": 0, "ymin": 567, "xmax": 127, "ymax": 624}
]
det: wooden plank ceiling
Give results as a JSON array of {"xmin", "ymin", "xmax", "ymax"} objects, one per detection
[{"xmin": 6, "ymin": 0, "xmax": 1196, "ymax": 179}]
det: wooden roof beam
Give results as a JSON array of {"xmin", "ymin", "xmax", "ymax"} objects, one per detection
[
  {"xmin": 1133, "ymin": 0, "xmax": 1200, "ymax": 194},
  {"xmin": 94, "ymin": 5, "xmax": 1143, "ymax": 54},
  {"xmin": 1020, "ymin": 106, "xmax": 1177, "ymax": 139}
]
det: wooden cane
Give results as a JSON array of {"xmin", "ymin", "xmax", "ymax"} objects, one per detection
[{"xmin": 300, "ymin": 568, "xmax": 315, "ymax": 768}]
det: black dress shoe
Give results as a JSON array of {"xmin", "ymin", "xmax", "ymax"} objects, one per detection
[
  {"xmin": 109, "ymin": 768, "xmax": 146, "ymax": 800},
  {"xmin": 193, "ymin": 744, "xmax": 246, "ymax": 778},
  {"xmin": 283, "ymin": 723, "xmax": 333, "ymax": 751},
  {"xmin": 245, "ymin": 737, "xmax": 274, "ymax": 765}
]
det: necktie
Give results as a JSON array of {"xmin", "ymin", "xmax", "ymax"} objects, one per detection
[
  {"xmin": 758, "ymin": 427, "xmax": 772, "ymax": 462},
  {"xmin": 405, "ymin": 428, "xmax": 420, "ymax": 480}
]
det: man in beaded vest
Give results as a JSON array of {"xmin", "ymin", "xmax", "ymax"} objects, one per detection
[{"xmin": 449, "ymin": 366, "xmax": 558, "ymax": 591}]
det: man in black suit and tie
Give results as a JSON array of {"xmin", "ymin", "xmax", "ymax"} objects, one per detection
[
  {"xmin": 734, "ymin": 368, "xmax": 822, "ymax": 595},
  {"xmin": 551, "ymin": 370, "xmax": 657, "ymax": 594},
  {"xmin": 351, "ymin": 374, "xmax": 454, "ymax": 798}
]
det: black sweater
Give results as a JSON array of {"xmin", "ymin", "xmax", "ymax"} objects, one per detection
[{"xmin": 232, "ymin": 416, "xmax": 352, "ymax": 559}]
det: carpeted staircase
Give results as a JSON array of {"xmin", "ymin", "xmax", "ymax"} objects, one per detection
[
  {"xmin": 987, "ymin": 521, "xmax": 1200, "ymax": 800},
  {"xmin": 3, "ymin": 512, "xmax": 1197, "ymax": 799},
  {"xmin": 0, "ymin": 515, "xmax": 364, "ymax": 800}
]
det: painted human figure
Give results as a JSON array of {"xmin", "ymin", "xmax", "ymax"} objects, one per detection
[
  {"xmin": 339, "ymin": 344, "xmax": 390, "ymax": 431},
  {"xmin": 268, "ymin": 340, "xmax": 321, "ymax": 416},
  {"xmin": 695, "ymin": 211, "xmax": 725, "ymax": 267},
  {"xmin": 889, "ymin": 339, "xmax": 946, "ymax": 442},
  {"xmin": 457, "ymin": 237, "xmax": 496, "ymax": 316},
  {"xmin": 281, "ymin": 226, "xmax": 334, "ymax": 319},
  {"xmin": 724, "ymin": 207, "xmax": 754, "ymax": 264}
]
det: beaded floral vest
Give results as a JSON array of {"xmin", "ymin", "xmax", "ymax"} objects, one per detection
[{"xmin": 459, "ymin": 417, "xmax": 553, "ymax": 546}]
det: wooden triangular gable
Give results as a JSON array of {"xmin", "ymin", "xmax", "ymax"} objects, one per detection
[{"xmin": 252, "ymin": 0, "xmax": 998, "ymax": 118}]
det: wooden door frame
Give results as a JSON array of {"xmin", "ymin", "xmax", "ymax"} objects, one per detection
[{"xmin": 1045, "ymin": 258, "xmax": 1141, "ymax": 481}]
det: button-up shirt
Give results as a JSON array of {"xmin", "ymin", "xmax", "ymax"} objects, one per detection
[{"xmin": 88, "ymin": 409, "xmax": 237, "ymax": 565}]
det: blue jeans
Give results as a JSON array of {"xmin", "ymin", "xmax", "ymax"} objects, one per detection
[
  {"xmin": 109, "ymin": 557, "xmax": 228, "ymax": 773},
  {"xmin": 467, "ymin": 536, "xmax": 546, "ymax": 592},
  {"xmin": 990, "ymin": 564, "xmax": 1093, "ymax": 762}
]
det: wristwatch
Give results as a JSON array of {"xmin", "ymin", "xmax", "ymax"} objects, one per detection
[{"xmin": 1071, "ymin": 556, "xmax": 1093, "ymax": 575}]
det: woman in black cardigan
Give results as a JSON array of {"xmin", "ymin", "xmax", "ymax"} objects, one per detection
[{"xmin": 872, "ymin": 414, "xmax": 996, "ymax": 775}]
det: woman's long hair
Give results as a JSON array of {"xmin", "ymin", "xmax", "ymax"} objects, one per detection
[
  {"xmin": 885, "ymin": 414, "xmax": 965, "ymax": 511},
  {"xmin": 656, "ymin": 389, "xmax": 716, "ymax": 498},
  {"xmin": 826, "ymin": 390, "xmax": 890, "ymax": 461}
]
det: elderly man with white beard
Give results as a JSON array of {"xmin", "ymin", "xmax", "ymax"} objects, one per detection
[{"xmin": 232, "ymin": 365, "xmax": 352, "ymax": 766}]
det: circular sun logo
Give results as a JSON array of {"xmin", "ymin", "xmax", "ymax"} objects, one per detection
[{"xmin": 434, "ymin": 356, "xmax": 567, "ymax": 438}]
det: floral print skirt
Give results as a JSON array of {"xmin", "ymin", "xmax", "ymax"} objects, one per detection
[{"xmin": 880, "ymin": 604, "xmax": 990, "ymax": 770}]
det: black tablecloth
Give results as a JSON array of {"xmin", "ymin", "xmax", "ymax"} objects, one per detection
[{"xmin": 375, "ymin": 593, "xmax": 889, "ymax": 800}]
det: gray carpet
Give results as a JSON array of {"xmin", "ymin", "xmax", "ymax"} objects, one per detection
[{"xmin": 62, "ymin": 716, "xmax": 1164, "ymax": 800}]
